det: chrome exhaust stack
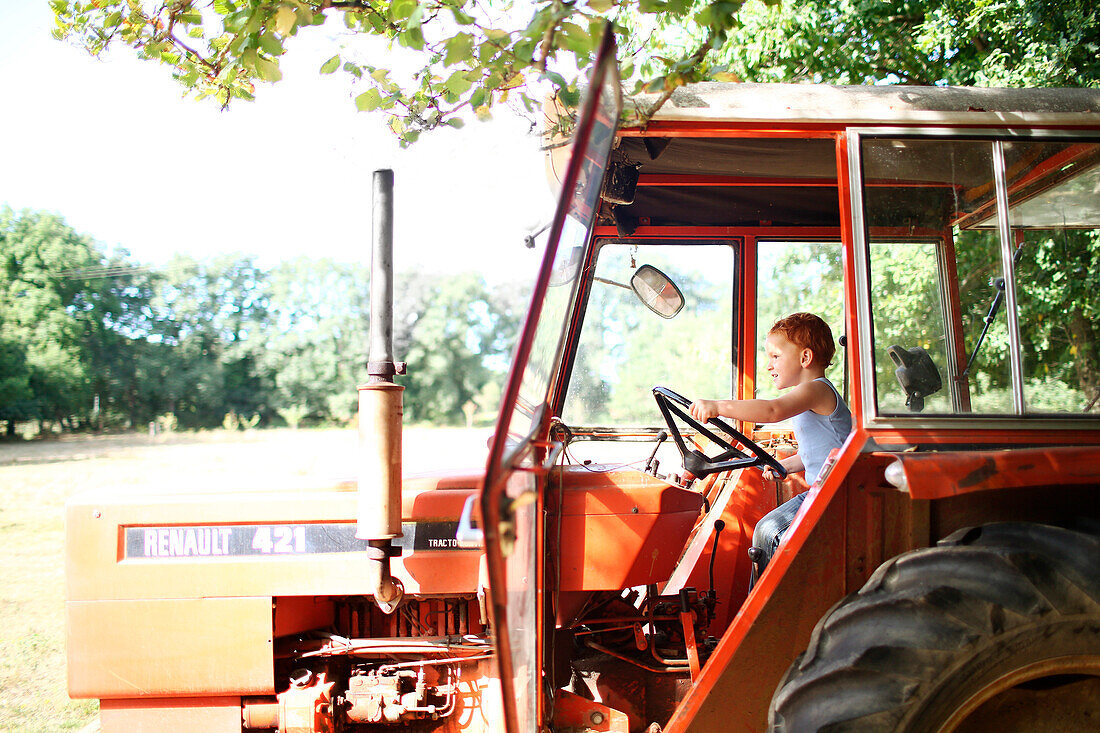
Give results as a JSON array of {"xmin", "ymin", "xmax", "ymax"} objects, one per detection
[{"xmin": 358, "ymin": 169, "xmax": 405, "ymax": 614}]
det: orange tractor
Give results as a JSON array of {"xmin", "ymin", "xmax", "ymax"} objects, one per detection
[{"xmin": 67, "ymin": 36, "xmax": 1100, "ymax": 732}]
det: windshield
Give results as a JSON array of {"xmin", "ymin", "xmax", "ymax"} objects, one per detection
[{"xmin": 562, "ymin": 240, "xmax": 735, "ymax": 425}]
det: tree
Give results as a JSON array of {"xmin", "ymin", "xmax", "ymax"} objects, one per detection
[
  {"xmin": 141, "ymin": 254, "xmax": 274, "ymax": 427},
  {"xmin": 707, "ymin": 0, "xmax": 1099, "ymax": 87},
  {"xmin": 74, "ymin": 250, "xmax": 161, "ymax": 429},
  {"xmin": 0, "ymin": 204, "xmax": 536, "ymax": 434},
  {"xmin": 261, "ymin": 256, "xmax": 371, "ymax": 424},
  {"xmin": 401, "ymin": 272, "xmax": 519, "ymax": 424},
  {"xmin": 32, "ymin": 1, "xmax": 1100, "ymax": 431},
  {"xmin": 0, "ymin": 208, "xmax": 186, "ymax": 434},
  {"xmin": 0, "ymin": 329, "xmax": 33, "ymax": 437},
  {"xmin": 0, "ymin": 208, "xmax": 104, "ymax": 430}
]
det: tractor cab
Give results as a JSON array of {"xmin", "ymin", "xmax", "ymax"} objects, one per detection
[{"xmin": 483, "ymin": 34, "xmax": 1100, "ymax": 733}]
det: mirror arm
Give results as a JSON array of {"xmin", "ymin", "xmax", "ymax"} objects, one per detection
[{"xmin": 593, "ymin": 275, "xmax": 631, "ymax": 290}]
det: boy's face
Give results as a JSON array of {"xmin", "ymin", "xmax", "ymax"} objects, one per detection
[{"xmin": 764, "ymin": 332, "xmax": 813, "ymax": 390}]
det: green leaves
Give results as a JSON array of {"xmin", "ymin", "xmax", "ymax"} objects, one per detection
[
  {"xmin": 544, "ymin": 69, "xmax": 568, "ymax": 89},
  {"xmin": 444, "ymin": 33, "xmax": 474, "ymax": 66},
  {"xmin": 702, "ymin": 0, "xmax": 1100, "ymax": 88},
  {"xmin": 444, "ymin": 70, "xmax": 473, "ymax": 95},
  {"xmin": 398, "ymin": 26, "xmax": 426, "ymax": 50},
  {"xmin": 61, "ymin": 0, "xmax": 1096, "ymax": 147},
  {"xmin": 242, "ymin": 49, "xmax": 282, "ymax": 82},
  {"xmin": 449, "ymin": 5, "xmax": 476, "ymax": 25},
  {"xmin": 258, "ymin": 32, "xmax": 283, "ymax": 56},
  {"xmin": 271, "ymin": 5, "xmax": 294, "ymax": 35},
  {"xmin": 389, "ymin": 0, "xmax": 418, "ymax": 22},
  {"xmin": 558, "ymin": 21, "xmax": 593, "ymax": 56},
  {"xmin": 355, "ymin": 88, "xmax": 383, "ymax": 112}
]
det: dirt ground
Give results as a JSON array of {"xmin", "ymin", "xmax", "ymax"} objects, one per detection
[{"xmin": 0, "ymin": 426, "xmax": 491, "ymax": 733}]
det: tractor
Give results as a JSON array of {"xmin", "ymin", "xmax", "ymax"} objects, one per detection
[{"xmin": 67, "ymin": 34, "xmax": 1100, "ymax": 732}]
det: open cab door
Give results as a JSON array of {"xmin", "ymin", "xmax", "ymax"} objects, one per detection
[{"xmin": 480, "ymin": 30, "xmax": 622, "ymax": 733}]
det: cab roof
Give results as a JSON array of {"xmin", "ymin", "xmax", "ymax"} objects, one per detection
[
  {"xmin": 562, "ymin": 83, "xmax": 1100, "ymax": 231},
  {"xmin": 626, "ymin": 82, "xmax": 1100, "ymax": 128}
]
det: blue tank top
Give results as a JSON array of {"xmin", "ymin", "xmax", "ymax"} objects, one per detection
[{"xmin": 791, "ymin": 378, "xmax": 852, "ymax": 484}]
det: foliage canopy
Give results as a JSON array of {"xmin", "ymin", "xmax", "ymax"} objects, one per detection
[
  {"xmin": 50, "ymin": 0, "xmax": 742, "ymax": 144},
  {"xmin": 52, "ymin": 1, "xmax": 1098, "ymax": 145}
]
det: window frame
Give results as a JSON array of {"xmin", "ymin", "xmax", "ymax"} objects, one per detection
[{"xmin": 847, "ymin": 126, "xmax": 1100, "ymax": 432}]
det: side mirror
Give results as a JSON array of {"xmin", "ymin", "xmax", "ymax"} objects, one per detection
[
  {"xmin": 630, "ymin": 264, "xmax": 684, "ymax": 319},
  {"xmin": 887, "ymin": 344, "xmax": 942, "ymax": 412},
  {"xmin": 549, "ymin": 245, "xmax": 584, "ymax": 287}
]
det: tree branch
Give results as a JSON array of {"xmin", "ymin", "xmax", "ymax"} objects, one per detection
[
  {"xmin": 640, "ymin": 31, "xmax": 717, "ymax": 123},
  {"xmin": 167, "ymin": 32, "xmax": 218, "ymax": 73},
  {"xmin": 536, "ymin": 8, "xmax": 561, "ymax": 73},
  {"xmin": 324, "ymin": 1, "xmax": 375, "ymax": 9}
]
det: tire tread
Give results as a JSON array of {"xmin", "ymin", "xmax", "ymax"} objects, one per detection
[{"xmin": 769, "ymin": 522, "xmax": 1100, "ymax": 733}]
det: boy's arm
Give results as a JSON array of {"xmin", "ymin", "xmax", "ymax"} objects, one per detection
[{"xmin": 689, "ymin": 381, "xmax": 832, "ymax": 424}]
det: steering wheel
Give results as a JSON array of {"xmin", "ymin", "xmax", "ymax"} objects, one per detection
[{"xmin": 652, "ymin": 386, "xmax": 788, "ymax": 481}]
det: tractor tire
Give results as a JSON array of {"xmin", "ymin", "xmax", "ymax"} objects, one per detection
[{"xmin": 768, "ymin": 522, "xmax": 1100, "ymax": 732}]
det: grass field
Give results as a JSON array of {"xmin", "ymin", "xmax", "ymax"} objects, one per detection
[{"xmin": 0, "ymin": 426, "xmax": 490, "ymax": 733}]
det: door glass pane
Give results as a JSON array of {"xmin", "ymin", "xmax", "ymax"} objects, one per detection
[
  {"xmin": 868, "ymin": 239, "xmax": 952, "ymax": 413},
  {"xmin": 861, "ymin": 138, "xmax": 1010, "ymax": 415},
  {"xmin": 480, "ymin": 33, "xmax": 621, "ymax": 733},
  {"xmin": 1002, "ymin": 140, "xmax": 1100, "ymax": 413}
]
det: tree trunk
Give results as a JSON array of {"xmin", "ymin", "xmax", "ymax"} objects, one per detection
[{"xmin": 1068, "ymin": 313, "xmax": 1100, "ymax": 410}]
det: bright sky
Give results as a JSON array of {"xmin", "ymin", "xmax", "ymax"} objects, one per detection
[{"xmin": 0, "ymin": 3, "xmax": 556, "ymax": 279}]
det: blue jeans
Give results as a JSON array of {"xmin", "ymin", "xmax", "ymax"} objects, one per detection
[{"xmin": 751, "ymin": 492, "xmax": 807, "ymax": 575}]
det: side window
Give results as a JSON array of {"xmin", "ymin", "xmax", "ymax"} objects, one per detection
[
  {"xmin": 562, "ymin": 241, "xmax": 735, "ymax": 426},
  {"xmin": 861, "ymin": 138, "xmax": 1006, "ymax": 415},
  {"xmin": 755, "ymin": 241, "xmax": 845, "ymax": 402},
  {"xmin": 1003, "ymin": 140, "xmax": 1100, "ymax": 413},
  {"xmin": 859, "ymin": 136, "xmax": 1100, "ymax": 417},
  {"xmin": 868, "ymin": 239, "xmax": 955, "ymax": 413}
]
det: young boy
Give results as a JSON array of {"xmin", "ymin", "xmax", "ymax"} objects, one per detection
[{"xmin": 689, "ymin": 312, "xmax": 851, "ymax": 570}]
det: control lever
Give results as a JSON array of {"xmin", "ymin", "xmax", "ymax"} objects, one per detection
[
  {"xmin": 747, "ymin": 546, "xmax": 766, "ymax": 590},
  {"xmin": 644, "ymin": 430, "xmax": 668, "ymax": 474},
  {"xmin": 678, "ymin": 588, "xmax": 702, "ymax": 681},
  {"xmin": 709, "ymin": 519, "xmax": 725, "ymax": 594}
]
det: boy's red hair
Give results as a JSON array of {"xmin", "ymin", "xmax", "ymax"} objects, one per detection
[{"xmin": 769, "ymin": 313, "xmax": 836, "ymax": 367}]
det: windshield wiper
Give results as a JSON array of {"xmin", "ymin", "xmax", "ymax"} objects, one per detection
[{"xmin": 961, "ymin": 243, "xmax": 1024, "ymax": 378}]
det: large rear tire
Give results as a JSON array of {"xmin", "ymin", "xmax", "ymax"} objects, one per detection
[{"xmin": 769, "ymin": 522, "xmax": 1100, "ymax": 732}]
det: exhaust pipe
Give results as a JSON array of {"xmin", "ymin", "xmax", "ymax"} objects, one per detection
[{"xmin": 358, "ymin": 169, "xmax": 405, "ymax": 614}]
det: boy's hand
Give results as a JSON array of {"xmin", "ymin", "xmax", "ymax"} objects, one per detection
[
  {"xmin": 689, "ymin": 400, "xmax": 719, "ymax": 422},
  {"xmin": 763, "ymin": 455, "xmax": 802, "ymax": 482}
]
